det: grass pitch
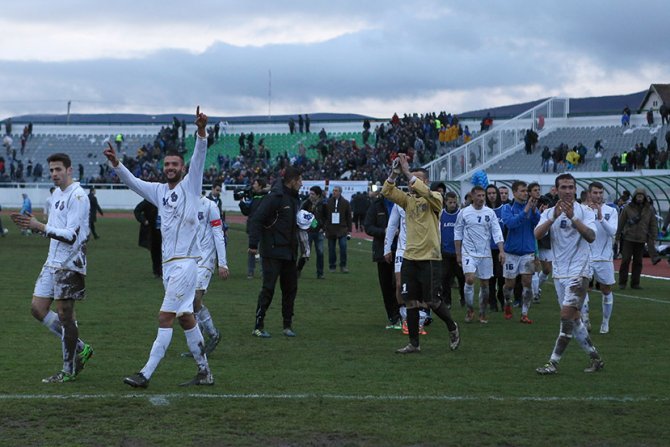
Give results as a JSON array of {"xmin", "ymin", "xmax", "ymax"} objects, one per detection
[{"xmin": 0, "ymin": 216, "xmax": 668, "ymax": 447}]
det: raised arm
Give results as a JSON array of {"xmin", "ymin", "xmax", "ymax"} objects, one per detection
[
  {"xmin": 182, "ymin": 106, "xmax": 209, "ymax": 197},
  {"xmin": 104, "ymin": 142, "xmax": 160, "ymax": 205}
]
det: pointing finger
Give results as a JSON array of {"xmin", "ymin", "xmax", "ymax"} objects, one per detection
[{"xmin": 196, "ymin": 105, "xmax": 200, "ymax": 117}]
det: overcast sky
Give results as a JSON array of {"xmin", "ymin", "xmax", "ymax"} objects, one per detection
[{"xmin": 1, "ymin": 0, "xmax": 668, "ymax": 120}]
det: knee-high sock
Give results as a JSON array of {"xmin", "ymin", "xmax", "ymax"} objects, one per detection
[
  {"xmin": 538, "ymin": 271, "xmax": 549, "ymax": 287},
  {"xmin": 406, "ymin": 307, "xmax": 420, "ymax": 347},
  {"xmin": 581, "ymin": 293, "xmax": 590, "ymax": 323},
  {"xmin": 195, "ymin": 305, "xmax": 217, "ymax": 338},
  {"xmin": 140, "ymin": 328, "xmax": 173, "ymax": 379},
  {"xmin": 549, "ymin": 319, "xmax": 574, "ymax": 364},
  {"xmin": 479, "ymin": 287, "xmax": 489, "ymax": 316},
  {"xmin": 531, "ymin": 273, "xmax": 540, "ymax": 297},
  {"xmin": 42, "ymin": 311, "xmax": 84, "ymax": 352},
  {"xmin": 602, "ymin": 292, "xmax": 614, "ymax": 324},
  {"xmin": 419, "ymin": 309, "xmax": 427, "ymax": 327},
  {"xmin": 399, "ymin": 305, "xmax": 407, "ymax": 322},
  {"xmin": 464, "ymin": 283, "xmax": 475, "ymax": 309},
  {"xmin": 503, "ymin": 286, "xmax": 514, "ymax": 306},
  {"xmin": 430, "ymin": 300, "xmax": 457, "ymax": 331},
  {"xmin": 521, "ymin": 287, "xmax": 533, "ymax": 316},
  {"xmin": 185, "ymin": 326, "xmax": 209, "ymax": 371},
  {"xmin": 573, "ymin": 318, "xmax": 600, "ymax": 359},
  {"xmin": 61, "ymin": 319, "xmax": 78, "ymax": 375}
]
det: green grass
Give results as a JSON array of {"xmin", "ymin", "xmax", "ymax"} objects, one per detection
[{"xmin": 1, "ymin": 216, "xmax": 669, "ymax": 447}]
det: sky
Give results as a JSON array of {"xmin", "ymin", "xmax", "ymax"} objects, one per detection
[{"xmin": 1, "ymin": 0, "xmax": 668, "ymax": 120}]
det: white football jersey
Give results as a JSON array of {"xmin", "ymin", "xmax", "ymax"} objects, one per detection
[
  {"xmin": 115, "ymin": 137, "xmax": 207, "ymax": 263},
  {"xmin": 454, "ymin": 205, "xmax": 503, "ymax": 258},
  {"xmin": 590, "ymin": 203, "xmax": 618, "ymax": 261},
  {"xmin": 197, "ymin": 196, "xmax": 227, "ymax": 271},
  {"xmin": 43, "ymin": 182, "xmax": 90, "ymax": 274},
  {"xmin": 537, "ymin": 202, "xmax": 596, "ymax": 278},
  {"xmin": 384, "ymin": 204, "xmax": 407, "ymax": 257}
]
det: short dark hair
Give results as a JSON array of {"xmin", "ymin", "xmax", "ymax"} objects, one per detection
[
  {"xmin": 528, "ymin": 182, "xmax": 540, "ymax": 191},
  {"xmin": 588, "ymin": 181, "xmax": 604, "ymax": 191},
  {"xmin": 471, "ymin": 185, "xmax": 486, "ymax": 194},
  {"xmin": 511, "ymin": 180, "xmax": 527, "ymax": 192},
  {"xmin": 255, "ymin": 178, "xmax": 267, "ymax": 189},
  {"xmin": 46, "ymin": 153, "xmax": 71, "ymax": 168},
  {"xmin": 164, "ymin": 151, "xmax": 185, "ymax": 162},
  {"xmin": 283, "ymin": 165, "xmax": 302, "ymax": 183},
  {"xmin": 555, "ymin": 173, "xmax": 576, "ymax": 188},
  {"xmin": 410, "ymin": 167, "xmax": 429, "ymax": 180},
  {"xmin": 445, "ymin": 191, "xmax": 458, "ymax": 200},
  {"xmin": 309, "ymin": 185, "xmax": 322, "ymax": 195}
]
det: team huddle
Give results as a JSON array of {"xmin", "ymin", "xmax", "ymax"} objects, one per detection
[{"xmin": 11, "ymin": 107, "xmax": 614, "ymax": 385}]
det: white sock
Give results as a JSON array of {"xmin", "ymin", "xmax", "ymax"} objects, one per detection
[
  {"xmin": 399, "ymin": 305, "xmax": 407, "ymax": 322},
  {"xmin": 602, "ymin": 292, "xmax": 614, "ymax": 323},
  {"xmin": 538, "ymin": 271, "xmax": 549, "ymax": 285},
  {"xmin": 196, "ymin": 306, "xmax": 217, "ymax": 338},
  {"xmin": 185, "ymin": 326, "xmax": 209, "ymax": 371},
  {"xmin": 521, "ymin": 287, "xmax": 532, "ymax": 316},
  {"xmin": 419, "ymin": 309, "xmax": 427, "ymax": 327},
  {"xmin": 42, "ymin": 311, "xmax": 84, "ymax": 351},
  {"xmin": 582, "ymin": 293, "xmax": 590, "ymax": 323},
  {"xmin": 464, "ymin": 283, "xmax": 475, "ymax": 309},
  {"xmin": 573, "ymin": 319, "xmax": 597, "ymax": 355},
  {"xmin": 479, "ymin": 287, "xmax": 489, "ymax": 316},
  {"xmin": 140, "ymin": 327, "xmax": 173, "ymax": 379},
  {"xmin": 531, "ymin": 273, "xmax": 540, "ymax": 297}
]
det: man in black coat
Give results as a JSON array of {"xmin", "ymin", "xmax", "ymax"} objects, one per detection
[
  {"xmin": 365, "ymin": 187, "xmax": 400, "ymax": 328},
  {"xmin": 239, "ymin": 178, "xmax": 268, "ymax": 278},
  {"xmin": 88, "ymin": 187, "xmax": 104, "ymax": 239},
  {"xmin": 248, "ymin": 167, "xmax": 302, "ymax": 338},
  {"xmin": 134, "ymin": 199, "xmax": 162, "ymax": 278}
]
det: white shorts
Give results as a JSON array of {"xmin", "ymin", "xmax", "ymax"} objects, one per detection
[
  {"xmin": 462, "ymin": 255, "xmax": 493, "ymax": 279},
  {"xmin": 503, "ymin": 253, "xmax": 536, "ymax": 279},
  {"xmin": 161, "ymin": 259, "xmax": 197, "ymax": 315},
  {"xmin": 554, "ymin": 276, "xmax": 589, "ymax": 309},
  {"xmin": 33, "ymin": 266, "xmax": 86, "ymax": 300},
  {"xmin": 538, "ymin": 248, "xmax": 553, "ymax": 262},
  {"xmin": 590, "ymin": 261, "xmax": 615, "ymax": 286},
  {"xmin": 394, "ymin": 253, "xmax": 404, "ymax": 274},
  {"xmin": 196, "ymin": 266, "xmax": 213, "ymax": 292}
]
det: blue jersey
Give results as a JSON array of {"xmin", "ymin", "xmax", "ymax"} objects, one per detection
[
  {"xmin": 440, "ymin": 209, "xmax": 460, "ymax": 254},
  {"xmin": 502, "ymin": 200, "xmax": 540, "ymax": 255}
]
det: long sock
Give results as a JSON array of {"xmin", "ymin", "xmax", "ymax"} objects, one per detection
[
  {"xmin": 407, "ymin": 307, "xmax": 420, "ymax": 347},
  {"xmin": 549, "ymin": 319, "xmax": 574, "ymax": 363},
  {"xmin": 531, "ymin": 273, "xmax": 540, "ymax": 297},
  {"xmin": 464, "ymin": 283, "xmax": 475, "ymax": 309},
  {"xmin": 573, "ymin": 319, "xmax": 599, "ymax": 358},
  {"xmin": 196, "ymin": 305, "xmax": 217, "ymax": 338},
  {"xmin": 503, "ymin": 286, "xmax": 513, "ymax": 306},
  {"xmin": 538, "ymin": 271, "xmax": 549, "ymax": 287},
  {"xmin": 399, "ymin": 305, "xmax": 407, "ymax": 322},
  {"xmin": 521, "ymin": 287, "xmax": 532, "ymax": 316},
  {"xmin": 61, "ymin": 320, "xmax": 78, "ymax": 375},
  {"xmin": 140, "ymin": 328, "xmax": 173, "ymax": 379},
  {"xmin": 185, "ymin": 326, "xmax": 209, "ymax": 371},
  {"xmin": 479, "ymin": 287, "xmax": 489, "ymax": 317},
  {"xmin": 430, "ymin": 301, "xmax": 457, "ymax": 331},
  {"xmin": 581, "ymin": 293, "xmax": 590, "ymax": 323},
  {"xmin": 602, "ymin": 292, "xmax": 614, "ymax": 324},
  {"xmin": 42, "ymin": 311, "xmax": 85, "ymax": 351},
  {"xmin": 419, "ymin": 309, "xmax": 427, "ymax": 327}
]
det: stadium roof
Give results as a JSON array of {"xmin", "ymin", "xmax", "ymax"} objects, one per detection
[{"xmin": 638, "ymin": 83, "xmax": 670, "ymax": 112}]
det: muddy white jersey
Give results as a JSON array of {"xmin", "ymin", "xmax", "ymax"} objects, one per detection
[
  {"xmin": 454, "ymin": 205, "xmax": 503, "ymax": 258},
  {"xmin": 590, "ymin": 204, "xmax": 618, "ymax": 261},
  {"xmin": 43, "ymin": 182, "xmax": 90, "ymax": 274},
  {"xmin": 114, "ymin": 136, "xmax": 207, "ymax": 263},
  {"xmin": 384, "ymin": 204, "xmax": 407, "ymax": 257},
  {"xmin": 197, "ymin": 196, "xmax": 227, "ymax": 271},
  {"xmin": 538, "ymin": 202, "xmax": 596, "ymax": 278}
]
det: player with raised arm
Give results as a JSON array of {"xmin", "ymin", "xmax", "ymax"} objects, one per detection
[
  {"xmin": 104, "ymin": 106, "xmax": 214, "ymax": 388},
  {"xmin": 454, "ymin": 186, "xmax": 505, "ymax": 324},
  {"xmin": 11, "ymin": 153, "xmax": 93, "ymax": 383},
  {"xmin": 535, "ymin": 174, "xmax": 604, "ymax": 375}
]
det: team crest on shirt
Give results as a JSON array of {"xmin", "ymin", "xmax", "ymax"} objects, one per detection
[
  {"xmin": 604, "ymin": 213, "xmax": 610, "ymax": 220},
  {"xmin": 560, "ymin": 220, "xmax": 568, "ymax": 229},
  {"xmin": 484, "ymin": 215, "xmax": 490, "ymax": 222},
  {"xmin": 198, "ymin": 211, "xmax": 204, "ymax": 220},
  {"xmin": 171, "ymin": 192, "xmax": 178, "ymax": 202}
]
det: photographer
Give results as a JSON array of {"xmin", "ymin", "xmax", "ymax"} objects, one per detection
[{"xmin": 239, "ymin": 178, "xmax": 268, "ymax": 278}]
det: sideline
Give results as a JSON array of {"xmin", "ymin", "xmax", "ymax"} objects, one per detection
[{"xmin": 0, "ymin": 392, "xmax": 666, "ymax": 403}]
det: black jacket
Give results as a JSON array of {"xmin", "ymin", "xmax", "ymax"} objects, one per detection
[
  {"xmin": 301, "ymin": 197, "xmax": 327, "ymax": 233},
  {"xmin": 248, "ymin": 180, "xmax": 300, "ymax": 261},
  {"xmin": 364, "ymin": 196, "xmax": 389, "ymax": 262},
  {"xmin": 239, "ymin": 190, "xmax": 268, "ymax": 233}
]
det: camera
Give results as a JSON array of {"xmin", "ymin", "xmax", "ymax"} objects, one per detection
[
  {"xmin": 537, "ymin": 196, "xmax": 551, "ymax": 207},
  {"xmin": 233, "ymin": 187, "xmax": 252, "ymax": 201}
]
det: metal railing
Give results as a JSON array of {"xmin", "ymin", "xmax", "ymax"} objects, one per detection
[{"xmin": 424, "ymin": 97, "xmax": 570, "ymax": 181}]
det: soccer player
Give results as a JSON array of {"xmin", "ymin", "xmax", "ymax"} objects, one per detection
[
  {"xmin": 11, "ymin": 152, "xmax": 93, "ymax": 383},
  {"xmin": 105, "ymin": 106, "xmax": 214, "ymax": 388},
  {"xmin": 535, "ymin": 173, "xmax": 604, "ymax": 375},
  {"xmin": 485, "ymin": 184, "xmax": 506, "ymax": 312},
  {"xmin": 185, "ymin": 193, "xmax": 229, "ymax": 356},
  {"xmin": 440, "ymin": 191, "xmax": 465, "ymax": 309},
  {"xmin": 529, "ymin": 182, "xmax": 552, "ymax": 303},
  {"xmin": 383, "ymin": 154, "xmax": 460, "ymax": 353},
  {"xmin": 501, "ymin": 181, "xmax": 540, "ymax": 323},
  {"xmin": 454, "ymin": 186, "xmax": 505, "ymax": 324},
  {"xmin": 583, "ymin": 182, "xmax": 618, "ymax": 334}
]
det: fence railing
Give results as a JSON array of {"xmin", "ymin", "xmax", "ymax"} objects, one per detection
[{"xmin": 424, "ymin": 97, "xmax": 570, "ymax": 181}]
